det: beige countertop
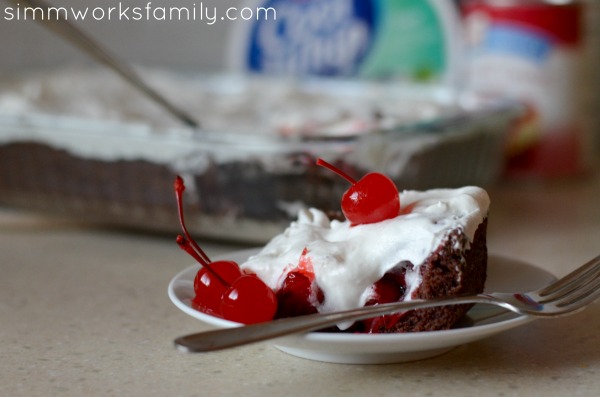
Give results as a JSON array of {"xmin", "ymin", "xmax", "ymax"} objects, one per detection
[{"xmin": 1, "ymin": 164, "xmax": 599, "ymax": 397}]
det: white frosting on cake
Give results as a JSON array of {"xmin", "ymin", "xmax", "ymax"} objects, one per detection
[{"xmin": 240, "ymin": 186, "xmax": 489, "ymax": 328}]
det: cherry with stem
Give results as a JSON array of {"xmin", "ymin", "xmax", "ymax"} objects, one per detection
[
  {"xmin": 316, "ymin": 158, "xmax": 401, "ymax": 225},
  {"xmin": 173, "ymin": 175, "xmax": 277, "ymax": 324}
]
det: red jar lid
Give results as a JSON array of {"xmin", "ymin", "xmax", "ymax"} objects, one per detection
[{"xmin": 462, "ymin": 0, "xmax": 582, "ymax": 45}]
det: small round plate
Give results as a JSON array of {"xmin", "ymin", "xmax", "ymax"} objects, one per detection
[{"xmin": 168, "ymin": 250, "xmax": 556, "ymax": 364}]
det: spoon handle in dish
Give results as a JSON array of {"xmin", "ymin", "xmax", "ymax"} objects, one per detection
[{"xmin": 9, "ymin": 0, "xmax": 200, "ymax": 128}]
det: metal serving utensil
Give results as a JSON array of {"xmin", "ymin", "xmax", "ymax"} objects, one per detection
[
  {"xmin": 6, "ymin": 0, "xmax": 200, "ymax": 128},
  {"xmin": 175, "ymin": 254, "xmax": 600, "ymax": 352}
]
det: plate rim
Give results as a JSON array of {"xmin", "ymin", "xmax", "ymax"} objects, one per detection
[{"xmin": 168, "ymin": 249, "xmax": 556, "ymax": 362}]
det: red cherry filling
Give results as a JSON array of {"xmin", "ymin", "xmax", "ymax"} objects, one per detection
[
  {"xmin": 174, "ymin": 176, "xmax": 277, "ymax": 324},
  {"xmin": 362, "ymin": 266, "xmax": 408, "ymax": 333},
  {"xmin": 276, "ymin": 271, "xmax": 324, "ymax": 318},
  {"xmin": 275, "ymin": 249, "xmax": 324, "ymax": 318},
  {"xmin": 316, "ymin": 158, "xmax": 400, "ymax": 226}
]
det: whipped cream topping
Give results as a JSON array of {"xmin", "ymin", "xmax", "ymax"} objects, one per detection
[
  {"xmin": 0, "ymin": 67, "xmax": 465, "ymax": 134},
  {"xmin": 241, "ymin": 187, "xmax": 489, "ymax": 327}
]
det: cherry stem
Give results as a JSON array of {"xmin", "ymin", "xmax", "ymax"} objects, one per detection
[
  {"xmin": 174, "ymin": 175, "xmax": 211, "ymax": 264},
  {"xmin": 316, "ymin": 158, "xmax": 357, "ymax": 185},
  {"xmin": 176, "ymin": 236, "xmax": 230, "ymax": 287},
  {"xmin": 174, "ymin": 176, "xmax": 230, "ymax": 288}
]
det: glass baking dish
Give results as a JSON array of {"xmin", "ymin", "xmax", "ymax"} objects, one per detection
[{"xmin": 0, "ymin": 70, "xmax": 521, "ymax": 243}]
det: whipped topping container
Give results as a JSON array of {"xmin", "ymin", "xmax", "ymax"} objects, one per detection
[{"xmin": 241, "ymin": 186, "xmax": 489, "ymax": 327}]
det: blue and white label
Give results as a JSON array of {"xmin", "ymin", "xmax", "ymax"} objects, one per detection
[
  {"xmin": 483, "ymin": 24, "xmax": 552, "ymax": 64},
  {"xmin": 228, "ymin": 0, "xmax": 462, "ymax": 81},
  {"xmin": 235, "ymin": 0, "xmax": 377, "ymax": 76}
]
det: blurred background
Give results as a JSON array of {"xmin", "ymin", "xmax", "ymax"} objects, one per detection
[
  {"xmin": 0, "ymin": 0, "xmax": 598, "ymax": 242},
  {"xmin": 0, "ymin": 0, "xmax": 240, "ymax": 73}
]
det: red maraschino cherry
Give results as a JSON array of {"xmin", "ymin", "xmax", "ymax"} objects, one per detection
[
  {"xmin": 221, "ymin": 275, "xmax": 281, "ymax": 324},
  {"xmin": 174, "ymin": 176, "xmax": 277, "ymax": 324},
  {"xmin": 316, "ymin": 158, "xmax": 400, "ymax": 225}
]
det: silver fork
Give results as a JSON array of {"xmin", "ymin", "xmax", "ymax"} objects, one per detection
[{"xmin": 174, "ymin": 254, "xmax": 600, "ymax": 353}]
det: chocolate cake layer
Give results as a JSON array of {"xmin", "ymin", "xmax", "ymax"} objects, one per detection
[{"xmin": 362, "ymin": 219, "xmax": 488, "ymax": 333}]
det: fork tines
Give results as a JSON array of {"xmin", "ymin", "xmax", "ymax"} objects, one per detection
[{"xmin": 538, "ymin": 255, "xmax": 600, "ymax": 309}]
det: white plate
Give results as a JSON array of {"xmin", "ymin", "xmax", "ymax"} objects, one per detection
[{"xmin": 168, "ymin": 249, "xmax": 556, "ymax": 364}]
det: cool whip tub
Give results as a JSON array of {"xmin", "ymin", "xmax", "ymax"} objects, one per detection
[{"xmin": 228, "ymin": 0, "xmax": 464, "ymax": 84}]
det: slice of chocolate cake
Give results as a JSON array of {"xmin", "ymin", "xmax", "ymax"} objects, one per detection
[{"xmin": 240, "ymin": 186, "xmax": 489, "ymax": 333}]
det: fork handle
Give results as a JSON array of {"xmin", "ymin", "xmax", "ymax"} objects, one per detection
[{"xmin": 174, "ymin": 295, "xmax": 496, "ymax": 352}]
